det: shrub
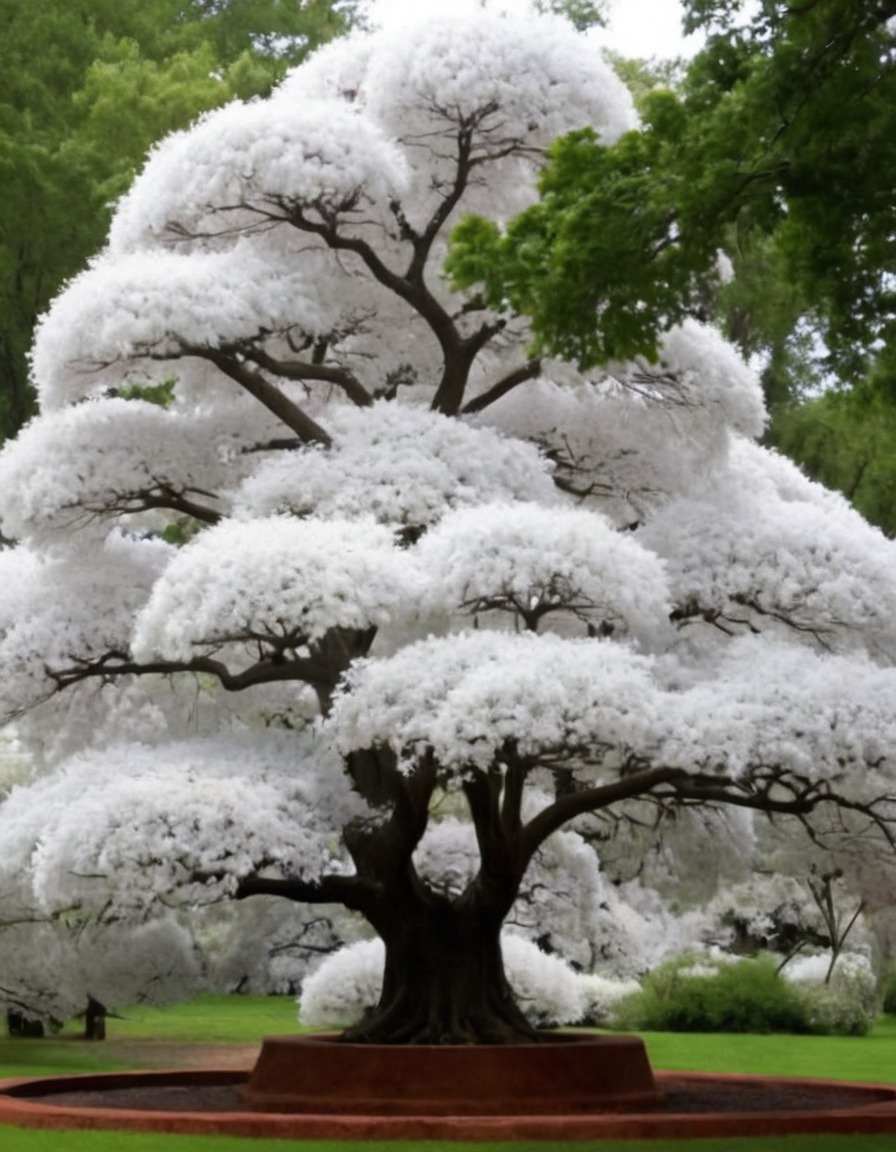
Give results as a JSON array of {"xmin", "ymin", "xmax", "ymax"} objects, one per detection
[
  {"xmin": 784, "ymin": 952, "xmax": 878, "ymax": 1036},
  {"xmin": 299, "ymin": 933, "xmax": 585, "ymax": 1030},
  {"xmin": 612, "ymin": 954, "xmax": 810, "ymax": 1033},
  {"xmin": 578, "ymin": 972, "xmax": 642, "ymax": 1026},
  {"xmin": 882, "ymin": 964, "xmax": 896, "ymax": 1015}
]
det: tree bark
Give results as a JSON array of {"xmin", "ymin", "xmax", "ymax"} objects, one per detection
[{"xmin": 346, "ymin": 893, "xmax": 538, "ymax": 1045}]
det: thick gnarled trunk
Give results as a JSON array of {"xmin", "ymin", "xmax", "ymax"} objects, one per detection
[{"xmin": 346, "ymin": 898, "xmax": 537, "ymax": 1045}]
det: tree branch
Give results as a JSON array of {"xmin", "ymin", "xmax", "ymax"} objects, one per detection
[
  {"xmin": 461, "ymin": 358, "xmax": 543, "ymax": 415},
  {"xmin": 521, "ymin": 765, "xmax": 685, "ymax": 860},
  {"xmin": 187, "ymin": 347, "xmax": 332, "ymax": 445},
  {"xmin": 245, "ymin": 346, "xmax": 373, "ymax": 408},
  {"xmin": 236, "ymin": 872, "xmax": 381, "ymax": 914}
]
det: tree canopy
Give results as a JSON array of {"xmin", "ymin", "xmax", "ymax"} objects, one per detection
[{"xmin": 0, "ymin": 12, "xmax": 895, "ymax": 1044}]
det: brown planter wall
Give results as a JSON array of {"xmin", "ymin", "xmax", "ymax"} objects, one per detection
[{"xmin": 243, "ymin": 1031, "xmax": 663, "ymax": 1114}]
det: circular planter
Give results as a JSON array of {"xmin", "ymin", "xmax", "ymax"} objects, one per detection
[
  {"xmin": 3, "ymin": 1035, "xmax": 896, "ymax": 1140},
  {"xmin": 243, "ymin": 1031, "xmax": 662, "ymax": 1114}
]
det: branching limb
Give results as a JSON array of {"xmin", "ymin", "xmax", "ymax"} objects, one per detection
[
  {"xmin": 236, "ymin": 872, "xmax": 381, "ymax": 916},
  {"xmin": 46, "ymin": 624, "xmax": 378, "ymax": 714},
  {"xmin": 244, "ymin": 346, "xmax": 373, "ymax": 408},
  {"xmin": 461, "ymin": 358, "xmax": 543, "ymax": 415},
  {"xmin": 185, "ymin": 346, "xmax": 332, "ymax": 445}
]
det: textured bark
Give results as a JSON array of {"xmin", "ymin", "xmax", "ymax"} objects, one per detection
[{"xmin": 346, "ymin": 895, "xmax": 538, "ymax": 1045}]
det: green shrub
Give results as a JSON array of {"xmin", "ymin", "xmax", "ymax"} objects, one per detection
[
  {"xmin": 882, "ymin": 965, "xmax": 896, "ymax": 1015},
  {"xmin": 613, "ymin": 955, "xmax": 810, "ymax": 1033}
]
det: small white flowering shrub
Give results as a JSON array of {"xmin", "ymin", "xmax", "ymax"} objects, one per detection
[
  {"xmin": 783, "ymin": 952, "xmax": 878, "ymax": 1036},
  {"xmin": 299, "ymin": 938, "xmax": 385, "ymax": 1029},
  {"xmin": 299, "ymin": 934, "xmax": 585, "ymax": 1030},
  {"xmin": 577, "ymin": 972, "xmax": 642, "ymax": 1026}
]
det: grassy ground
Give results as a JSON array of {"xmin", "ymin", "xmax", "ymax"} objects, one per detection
[
  {"xmin": 5, "ymin": 1130, "xmax": 896, "ymax": 1152},
  {"xmin": 641, "ymin": 1014, "xmax": 896, "ymax": 1083},
  {"xmin": 1, "ymin": 998, "xmax": 896, "ymax": 1150}
]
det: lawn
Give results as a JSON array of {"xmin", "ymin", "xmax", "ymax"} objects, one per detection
[{"xmin": 1, "ymin": 998, "xmax": 896, "ymax": 1151}]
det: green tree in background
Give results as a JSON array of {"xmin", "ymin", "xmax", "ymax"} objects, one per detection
[
  {"xmin": 448, "ymin": 0, "xmax": 896, "ymax": 528},
  {"xmin": 773, "ymin": 351, "xmax": 896, "ymax": 536},
  {"xmin": 0, "ymin": 0, "xmax": 357, "ymax": 441}
]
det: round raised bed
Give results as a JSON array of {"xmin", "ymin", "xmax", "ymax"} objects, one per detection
[{"xmin": 3, "ymin": 1034, "xmax": 896, "ymax": 1141}]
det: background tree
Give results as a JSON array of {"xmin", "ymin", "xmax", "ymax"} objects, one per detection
[
  {"xmin": 0, "ymin": 12, "xmax": 895, "ymax": 1046},
  {"xmin": 448, "ymin": 0, "xmax": 896, "ymax": 527},
  {"xmin": 0, "ymin": 0, "xmax": 357, "ymax": 443},
  {"xmin": 772, "ymin": 350, "xmax": 896, "ymax": 537}
]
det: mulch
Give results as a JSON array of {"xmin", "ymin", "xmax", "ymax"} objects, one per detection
[{"xmin": 36, "ymin": 1078, "xmax": 893, "ymax": 1115}]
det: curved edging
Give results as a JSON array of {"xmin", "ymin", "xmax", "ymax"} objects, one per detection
[{"xmin": 2, "ymin": 1069, "xmax": 896, "ymax": 1140}]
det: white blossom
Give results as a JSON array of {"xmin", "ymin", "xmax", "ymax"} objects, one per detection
[
  {"xmin": 327, "ymin": 630, "xmax": 663, "ymax": 774},
  {"xmin": 415, "ymin": 502, "xmax": 670, "ymax": 640},
  {"xmin": 133, "ymin": 516, "xmax": 416, "ymax": 662},
  {"xmin": 231, "ymin": 403, "xmax": 558, "ymax": 530}
]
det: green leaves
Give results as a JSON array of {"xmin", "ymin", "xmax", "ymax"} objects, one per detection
[
  {"xmin": 449, "ymin": 0, "xmax": 896, "ymax": 379},
  {"xmin": 448, "ymin": 96, "xmax": 721, "ymax": 367},
  {"xmin": 0, "ymin": 0, "xmax": 356, "ymax": 443}
]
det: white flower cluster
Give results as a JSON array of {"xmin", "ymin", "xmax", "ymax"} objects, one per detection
[
  {"xmin": 0, "ymin": 731, "xmax": 354, "ymax": 919},
  {"xmin": 416, "ymin": 502, "xmax": 670, "ymax": 640},
  {"xmin": 231, "ymin": 403, "xmax": 559, "ymax": 530},
  {"xmin": 641, "ymin": 437, "xmax": 896, "ymax": 657},
  {"xmin": 0, "ymin": 399, "xmax": 231, "ymax": 539},
  {"xmin": 132, "ymin": 516, "xmax": 415, "ymax": 661},
  {"xmin": 328, "ymin": 630, "xmax": 663, "ymax": 775}
]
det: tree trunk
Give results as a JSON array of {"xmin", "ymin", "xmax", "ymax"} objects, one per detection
[
  {"xmin": 84, "ymin": 996, "xmax": 107, "ymax": 1041},
  {"xmin": 345, "ymin": 896, "xmax": 538, "ymax": 1045}
]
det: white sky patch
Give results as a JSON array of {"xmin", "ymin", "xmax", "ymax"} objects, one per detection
[{"xmin": 363, "ymin": 0, "xmax": 704, "ymax": 60}]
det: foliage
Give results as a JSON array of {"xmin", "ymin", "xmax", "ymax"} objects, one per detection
[
  {"xmin": 784, "ymin": 953, "xmax": 878, "ymax": 1037},
  {"xmin": 451, "ymin": 0, "xmax": 896, "ymax": 381},
  {"xmin": 614, "ymin": 955, "xmax": 810, "ymax": 1034},
  {"xmin": 577, "ymin": 972, "xmax": 641, "ymax": 1026},
  {"xmin": 0, "ymin": 0, "xmax": 357, "ymax": 441},
  {"xmin": 773, "ymin": 355, "xmax": 896, "ymax": 537},
  {"xmin": 1, "ymin": 12, "xmax": 896, "ymax": 1046}
]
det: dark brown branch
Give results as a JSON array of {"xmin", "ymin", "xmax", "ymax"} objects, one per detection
[
  {"xmin": 236, "ymin": 872, "xmax": 380, "ymax": 914},
  {"xmin": 245, "ymin": 347, "xmax": 373, "ymax": 408},
  {"xmin": 118, "ymin": 485, "xmax": 221, "ymax": 525},
  {"xmin": 48, "ymin": 650, "xmax": 334, "ymax": 702},
  {"xmin": 187, "ymin": 347, "xmax": 332, "ymax": 445},
  {"xmin": 461, "ymin": 358, "xmax": 543, "ymax": 415}
]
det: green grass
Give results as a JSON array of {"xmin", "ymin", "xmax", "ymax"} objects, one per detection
[
  {"xmin": 97, "ymin": 994, "xmax": 303, "ymax": 1043},
  {"xmin": 4, "ymin": 1133, "xmax": 896, "ymax": 1152},
  {"xmin": 1, "ymin": 1000, "xmax": 896, "ymax": 1150},
  {"xmin": 0, "ymin": 995, "xmax": 301, "ymax": 1078},
  {"xmin": 641, "ymin": 1014, "xmax": 896, "ymax": 1083}
]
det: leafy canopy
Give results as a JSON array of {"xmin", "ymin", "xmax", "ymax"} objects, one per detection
[{"xmin": 448, "ymin": 0, "xmax": 896, "ymax": 376}]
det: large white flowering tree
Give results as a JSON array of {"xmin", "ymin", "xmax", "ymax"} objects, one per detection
[{"xmin": 1, "ymin": 12, "xmax": 895, "ymax": 1044}]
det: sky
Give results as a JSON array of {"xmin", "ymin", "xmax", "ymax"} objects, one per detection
[{"xmin": 363, "ymin": 0, "xmax": 704, "ymax": 60}]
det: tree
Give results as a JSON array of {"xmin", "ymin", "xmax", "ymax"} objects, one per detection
[
  {"xmin": 772, "ymin": 350, "xmax": 896, "ymax": 537},
  {"xmin": 0, "ymin": 12, "xmax": 895, "ymax": 1045},
  {"xmin": 448, "ymin": 0, "xmax": 896, "ymax": 379},
  {"xmin": 0, "ymin": 0, "xmax": 357, "ymax": 445}
]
